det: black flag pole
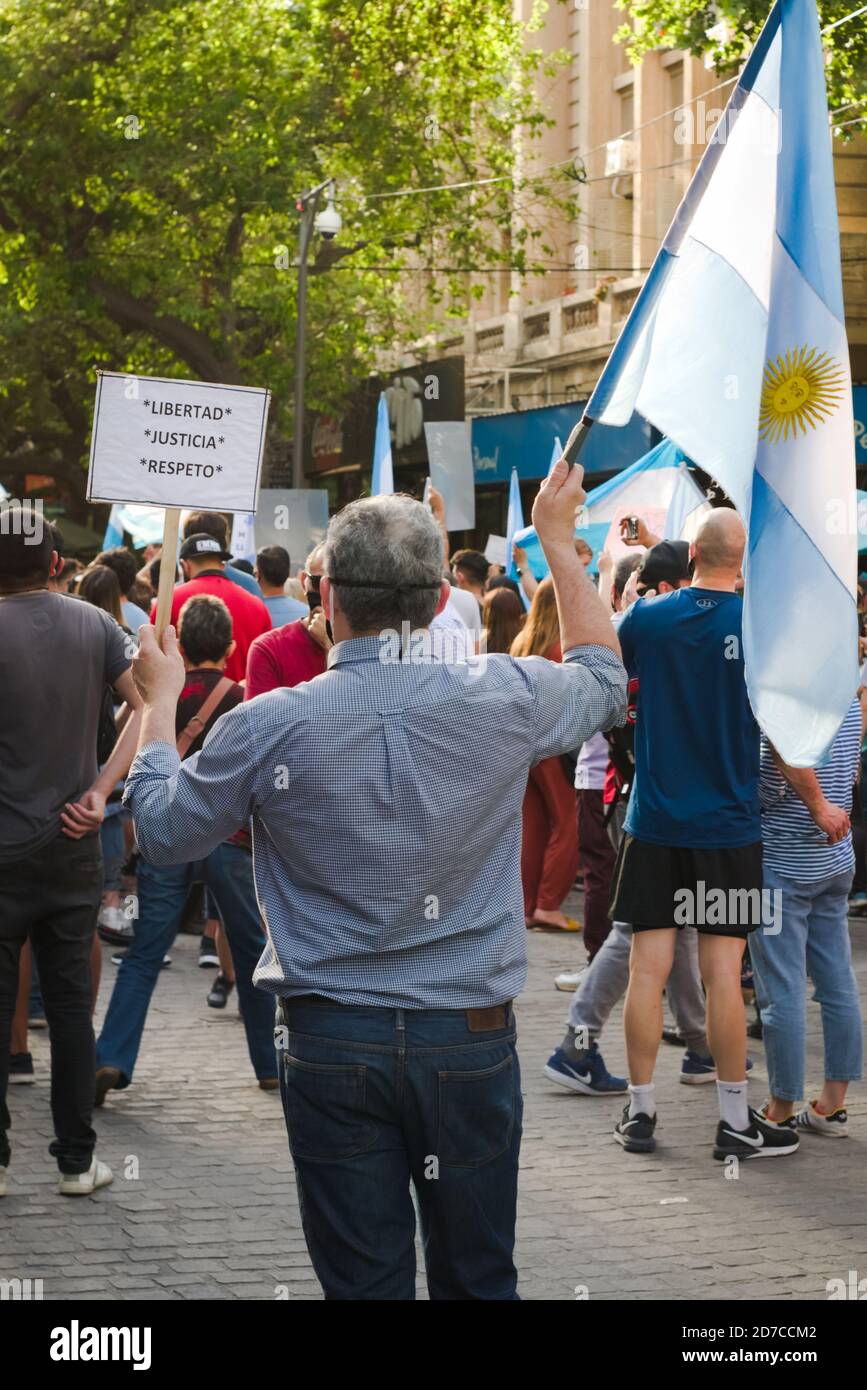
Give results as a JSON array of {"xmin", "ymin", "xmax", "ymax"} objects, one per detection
[{"xmin": 562, "ymin": 415, "xmax": 594, "ymax": 467}]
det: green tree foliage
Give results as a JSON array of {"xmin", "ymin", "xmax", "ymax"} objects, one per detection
[
  {"xmin": 615, "ymin": 0, "xmax": 866, "ymax": 124},
  {"xmin": 0, "ymin": 0, "xmax": 572, "ymax": 508}
]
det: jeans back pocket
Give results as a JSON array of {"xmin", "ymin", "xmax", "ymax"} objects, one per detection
[
  {"xmin": 437, "ymin": 1053, "xmax": 516, "ymax": 1168},
  {"xmin": 283, "ymin": 1054, "xmax": 378, "ymax": 1162}
]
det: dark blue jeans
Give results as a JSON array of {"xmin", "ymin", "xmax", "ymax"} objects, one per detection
[
  {"xmin": 277, "ymin": 997, "xmax": 522, "ymax": 1300},
  {"xmin": 97, "ymin": 842, "xmax": 276, "ymax": 1084}
]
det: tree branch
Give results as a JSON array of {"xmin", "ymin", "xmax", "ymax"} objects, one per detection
[{"xmin": 88, "ymin": 277, "xmax": 244, "ymax": 383}]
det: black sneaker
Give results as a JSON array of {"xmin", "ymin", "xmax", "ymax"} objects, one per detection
[
  {"xmin": 199, "ymin": 936, "xmax": 220, "ymax": 969},
  {"xmin": 713, "ymin": 1106, "xmax": 800, "ymax": 1160},
  {"xmin": 614, "ymin": 1104, "xmax": 657, "ymax": 1153},
  {"xmin": 207, "ymin": 973, "xmax": 234, "ymax": 1009}
]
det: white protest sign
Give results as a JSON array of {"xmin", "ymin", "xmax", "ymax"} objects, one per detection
[
  {"xmin": 86, "ymin": 372, "xmax": 270, "ymax": 513},
  {"xmin": 424, "ymin": 421, "xmax": 475, "ymax": 530},
  {"xmin": 484, "ymin": 534, "xmax": 507, "ymax": 567}
]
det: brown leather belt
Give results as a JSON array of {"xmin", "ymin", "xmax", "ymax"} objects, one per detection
[{"xmin": 279, "ymin": 995, "xmax": 512, "ymax": 1032}]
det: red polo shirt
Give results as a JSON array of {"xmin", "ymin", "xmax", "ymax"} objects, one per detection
[
  {"xmin": 244, "ymin": 618, "xmax": 327, "ymax": 698},
  {"xmin": 152, "ymin": 570, "xmax": 271, "ymax": 683}
]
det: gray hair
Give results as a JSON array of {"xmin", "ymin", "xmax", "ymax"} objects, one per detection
[{"xmin": 325, "ymin": 493, "xmax": 443, "ymax": 633}]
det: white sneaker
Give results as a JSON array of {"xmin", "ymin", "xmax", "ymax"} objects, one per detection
[
  {"xmin": 57, "ymin": 1158, "xmax": 113, "ymax": 1197},
  {"xmin": 796, "ymin": 1101, "xmax": 848, "ymax": 1138},
  {"xmin": 554, "ymin": 966, "xmax": 589, "ymax": 992},
  {"xmin": 97, "ymin": 907, "xmax": 134, "ymax": 944},
  {"xmin": 0, "ymin": 1166, "xmax": 7, "ymax": 1198}
]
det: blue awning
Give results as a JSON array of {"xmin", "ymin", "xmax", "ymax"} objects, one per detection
[{"xmin": 471, "ymin": 402, "xmax": 655, "ymax": 483}]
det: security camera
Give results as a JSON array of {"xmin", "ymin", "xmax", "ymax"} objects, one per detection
[{"xmin": 314, "ymin": 195, "xmax": 342, "ymax": 241}]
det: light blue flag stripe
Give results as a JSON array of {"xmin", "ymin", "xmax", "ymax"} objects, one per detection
[
  {"xmin": 371, "ymin": 392, "xmax": 394, "ymax": 496},
  {"xmin": 745, "ymin": 473, "xmax": 858, "ymax": 764},
  {"xmin": 776, "ymin": 0, "xmax": 844, "ymax": 320}
]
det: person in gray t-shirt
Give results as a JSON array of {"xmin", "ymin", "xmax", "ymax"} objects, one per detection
[{"xmin": 0, "ymin": 502, "xmax": 142, "ymax": 1198}]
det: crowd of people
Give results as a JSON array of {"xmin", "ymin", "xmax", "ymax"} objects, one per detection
[{"xmin": 0, "ymin": 457, "xmax": 863, "ymax": 1299}]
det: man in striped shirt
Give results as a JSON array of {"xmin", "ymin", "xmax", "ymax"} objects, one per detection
[
  {"xmin": 751, "ymin": 697, "xmax": 862, "ymax": 1138},
  {"xmin": 124, "ymin": 459, "xmax": 626, "ymax": 1300}
]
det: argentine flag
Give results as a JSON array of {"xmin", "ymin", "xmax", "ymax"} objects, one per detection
[
  {"xmin": 572, "ymin": 0, "xmax": 856, "ymax": 765},
  {"xmin": 102, "ymin": 504, "xmax": 124, "ymax": 550},
  {"xmin": 371, "ymin": 392, "xmax": 394, "ymax": 496},
  {"xmin": 505, "ymin": 468, "xmax": 525, "ymax": 580},
  {"xmin": 515, "ymin": 438, "xmax": 707, "ymax": 578}
]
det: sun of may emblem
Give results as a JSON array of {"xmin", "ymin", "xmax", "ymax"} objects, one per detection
[{"xmin": 758, "ymin": 346, "xmax": 845, "ymax": 444}]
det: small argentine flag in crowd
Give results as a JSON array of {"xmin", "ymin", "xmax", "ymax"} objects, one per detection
[
  {"xmin": 504, "ymin": 468, "xmax": 525, "ymax": 583},
  {"xmin": 371, "ymin": 392, "xmax": 394, "ymax": 496},
  {"xmin": 102, "ymin": 504, "xmax": 124, "ymax": 550},
  {"xmin": 514, "ymin": 438, "xmax": 707, "ymax": 578},
  {"xmin": 572, "ymin": 0, "xmax": 855, "ymax": 766},
  {"xmin": 102, "ymin": 503, "xmax": 165, "ymax": 551}
]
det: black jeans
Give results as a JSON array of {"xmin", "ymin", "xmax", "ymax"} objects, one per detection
[{"xmin": 0, "ymin": 833, "xmax": 103, "ymax": 1173}]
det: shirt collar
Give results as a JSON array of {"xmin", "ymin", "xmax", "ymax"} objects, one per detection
[{"xmin": 327, "ymin": 635, "xmax": 388, "ymax": 669}]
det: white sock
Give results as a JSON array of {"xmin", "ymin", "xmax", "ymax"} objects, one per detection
[
  {"xmin": 717, "ymin": 1079, "xmax": 749, "ymax": 1131},
  {"xmin": 628, "ymin": 1082, "xmax": 656, "ymax": 1120}
]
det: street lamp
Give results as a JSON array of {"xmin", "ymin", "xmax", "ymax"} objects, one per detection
[{"xmin": 293, "ymin": 178, "xmax": 341, "ymax": 489}]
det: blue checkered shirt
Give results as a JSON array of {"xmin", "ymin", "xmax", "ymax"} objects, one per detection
[{"xmin": 125, "ymin": 636, "xmax": 626, "ymax": 1008}]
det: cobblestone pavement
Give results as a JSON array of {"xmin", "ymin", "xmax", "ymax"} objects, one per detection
[{"xmin": 3, "ymin": 905, "xmax": 867, "ymax": 1302}]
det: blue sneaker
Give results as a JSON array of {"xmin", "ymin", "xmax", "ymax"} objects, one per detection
[
  {"xmin": 680, "ymin": 1050, "xmax": 753, "ymax": 1085},
  {"xmin": 544, "ymin": 1043, "xmax": 628, "ymax": 1095}
]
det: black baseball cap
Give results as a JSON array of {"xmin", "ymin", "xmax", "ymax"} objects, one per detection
[
  {"xmin": 179, "ymin": 533, "xmax": 232, "ymax": 562},
  {"xmin": 0, "ymin": 501, "xmax": 54, "ymax": 578},
  {"xmin": 636, "ymin": 539, "xmax": 690, "ymax": 592}
]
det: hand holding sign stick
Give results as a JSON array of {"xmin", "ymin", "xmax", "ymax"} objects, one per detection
[{"xmin": 152, "ymin": 506, "xmax": 181, "ymax": 640}]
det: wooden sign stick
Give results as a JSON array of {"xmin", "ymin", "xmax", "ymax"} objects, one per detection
[{"xmin": 153, "ymin": 506, "xmax": 181, "ymax": 640}]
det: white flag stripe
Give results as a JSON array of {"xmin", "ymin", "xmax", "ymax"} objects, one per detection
[{"xmin": 688, "ymin": 93, "xmax": 779, "ymax": 311}]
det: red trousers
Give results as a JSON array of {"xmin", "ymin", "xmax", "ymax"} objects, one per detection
[{"xmin": 521, "ymin": 756, "xmax": 579, "ymax": 918}]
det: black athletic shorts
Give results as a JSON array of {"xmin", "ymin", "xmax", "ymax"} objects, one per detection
[{"xmin": 609, "ymin": 834, "xmax": 764, "ymax": 939}]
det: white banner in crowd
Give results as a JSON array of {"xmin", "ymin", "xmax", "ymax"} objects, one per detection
[
  {"xmin": 229, "ymin": 512, "xmax": 257, "ymax": 563},
  {"xmin": 484, "ymin": 534, "xmax": 507, "ymax": 567},
  {"xmin": 254, "ymin": 488, "xmax": 330, "ymax": 573},
  {"xmin": 424, "ymin": 421, "xmax": 475, "ymax": 530},
  {"xmin": 86, "ymin": 372, "xmax": 270, "ymax": 513}
]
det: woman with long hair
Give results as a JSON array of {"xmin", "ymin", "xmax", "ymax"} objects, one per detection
[
  {"xmin": 511, "ymin": 578, "xmax": 580, "ymax": 932},
  {"xmin": 482, "ymin": 586, "xmax": 525, "ymax": 654},
  {"xmin": 77, "ymin": 564, "xmax": 126, "ymax": 627}
]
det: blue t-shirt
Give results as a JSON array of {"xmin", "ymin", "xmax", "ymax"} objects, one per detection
[
  {"xmin": 263, "ymin": 593, "xmax": 308, "ymax": 627},
  {"xmin": 225, "ymin": 563, "xmax": 262, "ymax": 597},
  {"xmin": 618, "ymin": 587, "xmax": 760, "ymax": 848}
]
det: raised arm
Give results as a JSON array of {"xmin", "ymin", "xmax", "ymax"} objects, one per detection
[{"xmin": 532, "ymin": 458, "xmax": 621, "ymax": 657}]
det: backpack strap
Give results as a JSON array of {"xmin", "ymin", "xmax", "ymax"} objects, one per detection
[{"xmin": 176, "ymin": 677, "xmax": 235, "ymax": 759}]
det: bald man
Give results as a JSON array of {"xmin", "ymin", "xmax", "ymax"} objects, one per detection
[{"xmin": 609, "ymin": 509, "xmax": 799, "ymax": 1162}]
